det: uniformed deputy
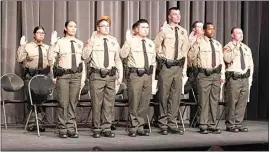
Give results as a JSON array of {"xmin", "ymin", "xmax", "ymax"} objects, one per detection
[
  {"xmin": 120, "ymin": 19, "xmax": 156, "ymax": 137},
  {"xmin": 154, "ymin": 7, "xmax": 189, "ymax": 135},
  {"xmin": 187, "ymin": 21, "xmax": 204, "ymax": 127},
  {"xmin": 188, "ymin": 22, "xmax": 225, "ymax": 134},
  {"xmin": 223, "ymin": 27, "xmax": 254, "ymax": 133},
  {"xmin": 17, "ymin": 26, "xmax": 50, "ymax": 132},
  {"xmin": 82, "ymin": 16, "xmax": 123, "ymax": 138},
  {"xmin": 48, "ymin": 20, "xmax": 85, "ymax": 138}
]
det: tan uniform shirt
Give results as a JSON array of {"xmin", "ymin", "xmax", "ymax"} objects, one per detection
[
  {"xmin": 223, "ymin": 41, "xmax": 254, "ymax": 84},
  {"xmin": 120, "ymin": 36, "xmax": 157, "ymax": 80},
  {"xmin": 17, "ymin": 41, "xmax": 50, "ymax": 69},
  {"xmin": 188, "ymin": 36, "xmax": 225, "ymax": 80},
  {"xmin": 120, "ymin": 36, "xmax": 156, "ymax": 68},
  {"xmin": 47, "ymin": 37, "xmax": 84, "ymax": 69},
  {"xmin": 82, "ymin": 34, "xmax": 123, "ymax": 80},
  {"xmin": 154, "ymin": 25, "xmax": 190, "ymax": 74}
]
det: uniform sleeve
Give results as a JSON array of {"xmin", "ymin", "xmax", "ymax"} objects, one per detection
[
  {"xmin": 154, "ymin": 31, "xmax": 166, "ymax": 58},
  {"xmin": 219, "ymin": 44, "xmax": 226, "ymax": 80},
  {"xmin": 223, "ymin": 44, "xmax": 235, "ymax": 64},
  {"xmin": 248, "ymin": 48, "xmax": 254, "ymax": 86},
  {"xmin": 115, "ymin": 42, "xmax": 123, "ymax": 83},
  {"xmin": 82, "ymin": 42, "xmax": 93, "ymax": 60},
  {"xmin": 187, "ymin": 39, "xmax": 200, "ymax": 67},
  {"xmin": 80, "ymin": 61, "xmax": 87, "ymax": 89},
  {"xmin": 17, "ymin": 45, "xmax": 27, "ymax": 62},
  {"xmin": 47, "ymin": 42, "xmax": 60, "ymax": 66},
  {"xmin": 182, "ymin": 30, "xmax": 190, "ymax": 75},
  {"xmin": 151, "ymin": 43, "xmax": 157, "ymax": 81},
  {"xmin": 119, "ymin": 40, "xmax": 131, "ymax": 59}
]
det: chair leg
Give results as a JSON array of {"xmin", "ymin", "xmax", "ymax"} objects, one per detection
[
  {"xmin": 2, "ymin": 101, "xmax": 7, "ymax": 129},
  {"xmin": 216, "ymin": 107, "xmax": 226, "ymax": 127},
  {"xmin": 85, "ymin": 108, "xmax": 92, "ymax": 125},
  {"xmin": 178, "ymin": 110, "xmax": 185, "ymax": 132},
  {"xmin": 190, "ymin": 106, "xmax": 200, "ymax": 128},
  {"xmin": 75, "ymin": 121, "xmax": 78, "ymax": 134},
  {"xmin": 34, "ymin": 105, "xmax": 40, "ymax": 137},
  {"xmin": 126, "ymin": 110, "xmax": 129, "ymax": 132},
  {"xmin": 24, "ymin": 109, "xmax": 33, "ymax": 131},
  {"xmin": 147, "ymin": 115, "xmax": 151, "ymax": 133}
]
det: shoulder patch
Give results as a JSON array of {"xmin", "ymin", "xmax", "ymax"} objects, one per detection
[
  {"xmin": 223, "ymin": 48, "xmax": 228, "ymax": 52},
  {"xmin": 77, "ymin": 43, "xmax": 82, "ymax": 49},
  {"xmin": 181, "ymin": 31, "xmax": 184, "ymax": 35}
]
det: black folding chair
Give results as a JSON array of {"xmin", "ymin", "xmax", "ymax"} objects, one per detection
[
  {"xmin": 77, "ymin": 79, "xmax": 91, "ymax": 125},
  {"xmin": 24, "ymin": 75, "xmax": 55, "ymax": 137},
  {"xmin": 1, "ymin": 73, "xmax": 25, "ymax": 129},
  {"xmin": 180, "ymin": 88, "xmax": 201, "ymax": 130}
]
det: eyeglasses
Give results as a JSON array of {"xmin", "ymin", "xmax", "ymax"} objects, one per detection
[
  {"xmin": 36, "ymin": 32, "xmax": 46, "ymax": 35},
  {"xmin": 98, "ymin": 25, "xmax": 110, "ymax": 28}
]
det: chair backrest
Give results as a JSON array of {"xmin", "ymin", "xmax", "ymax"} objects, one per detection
[
  {"xmin": 28, "ymin": 75, "xmax": 55, "ymax": 99},
  {"xmin": 1, "ymin": 73, "xmax": 24, "ymax": 92}
]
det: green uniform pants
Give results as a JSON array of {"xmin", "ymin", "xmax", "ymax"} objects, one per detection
[
  {"xmin": 225, "ymin": 77, "xmax": 249, "ymax": 128},
  {"xmin": 127, "ymin": 73, "xmax": 152, "ymax": 132},
  {"xmin": 158, "ymin": 65, "xmax": 182, "ymax": 130},
  {"xmin": 197, "ymin": 73, "xmax": 221, "ymax": 130},
  {"xmin": 89, "ymin": 72, "xmax": 116, "ymax": 133},
  {"xmin": 56, "ymin": 73, "xmax": 82, "ymax": 134}
]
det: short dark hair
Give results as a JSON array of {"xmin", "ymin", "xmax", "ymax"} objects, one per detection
[
  {"xmin": 96, "ymin": 19, "xmax": 109, "ymax": 27},
  {"xmin": 132, "ymin": 22, "xmax": 138, "ymax": 30},
  {"xmin": 231, "ymin": 27, "xmax": 241, "ymax": 34},
  {"xmin": 168, "ymin": 7, "xmax": 180, "ymax": 15},
  {"xmin": 135, "ymin": 19, "xmax": 149, "ymax": 27},
  {"xmin": 63, "ymin": 20, "xmax": 77, "ymax": 35},
  {"xmin": 203, "ymin": 22, "xmax": 214, "ymax": 30},
  {"xmin": 192, "ymin": 21, "xmax": 203, "ymax": 28},
  {"xmin": 33, "ymin": 26, "xmax": 45, "ymax": 34}
]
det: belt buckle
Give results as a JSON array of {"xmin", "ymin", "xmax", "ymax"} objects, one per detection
[
  {"xmin": 166, "ymin": 59, "xmax": 174, "ymax": 68},
  {"xmin": 137, "ymin": 68, "xmax": 145, "ymax": 77},
  {"xmin": 205, "ymin": 69, "xmax": 213, "ymax": 76},
  {"xmin": 100, "ymin": 69, "xmax": 109, "ymax": 78}
]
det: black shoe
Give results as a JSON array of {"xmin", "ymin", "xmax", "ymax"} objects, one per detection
[
  {"xmin": 137, "ymin": 130, "xmax": 150, "ymax": 136},
  {"xmin": 226, "ymin": 127, "xmax": 239, "ymax": 133},
  {"xmin": 93, "ymin": 132, "xmax": 101, "ymax": 138},
  {"xmin": 101, "ymin": 131, "xmax": 115, "ymax": 138},
  {"xmin": 39, "ymin": 126, "xmax": 45, "ymax": 132},
  {"xmin": 59, "ymin": 133, "xmax": 68, "ymax": 138},
  {"xmin": 111, "ymin": 125, "xmax": 116, "ymax": 130},
  {"xmin": 168, "ymin": 128, "xmax": 183, "ymax": 135},
  {"xmin": 160, "ymin": 130, "xmax": 168, "ymax": 135},
  {"xmin": 128, "ymin": 132, "xmax": 137, "ymax": 137},
  {"xmin": 238, "ymin": 127, "xmax": 248, "ymax": 132},
  {"xmin": 27, "ymin": 125, "xmax": 37, "ymax": 132},
  {"xmin": 208, "ymin": 128, "xmax": 221, "ymax": 134},
  {"xmin": 200, "ymin": 128, "xmax": 209, "ymax": 134},
  {"xmin": 67, "ymin": 131, "xmax": 79, "ymax": 138}
]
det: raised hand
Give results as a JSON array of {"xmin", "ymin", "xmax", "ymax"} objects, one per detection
[
  {"xmin": 20, "ymin": 36, "xmax": 27, "ymax": 46},
  {"xmin": 125, "ymin": 29, "xmax": 132, "ymax": 41},
  {"xmin": 50, "ymin": 31, "xmax": 58, "ymax": 45}
]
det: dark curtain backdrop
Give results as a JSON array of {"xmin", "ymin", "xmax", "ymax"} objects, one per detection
[{"xmin": 1, "ymin": 1, "xmax": 268, "ymax": 123}]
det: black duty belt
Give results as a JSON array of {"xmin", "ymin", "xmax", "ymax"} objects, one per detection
[
  {"xmin": 162, "ymin": 57, "xmax": 185, "ymax": 68},
  {"xmin": 91, "ymin": 66, "xmax": 117, "ymax": 78},
  {"xmin": 197, "ymin": 64, "xmax": 222, "ymax": 76},
  {"xmin": 53, "ymin": 63, "xmax": 83, "ymax": 78},
  {"xmin": 226, "ymin": 69, "xmax": 250, "ymax": 80},
  {"xmin": 24, "ymin": 66, "xmax": 50, "ymax": 77},
  {"xmin": 128, "ymin": 65, "xmax": 153, "ymax": 77}
]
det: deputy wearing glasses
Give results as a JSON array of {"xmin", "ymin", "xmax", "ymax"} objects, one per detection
[
  {"xmin": 17, "ymin": 26, "xmax": 51, "ymax": 132},
  {"xmin": 82, "ymin": 16, "xmax": 123, "ymax": 138}
]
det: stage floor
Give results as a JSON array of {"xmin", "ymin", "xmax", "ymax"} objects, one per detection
[{"xmin": 1, "ymin": 120, "xmax": 268, "ymax": 151}]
